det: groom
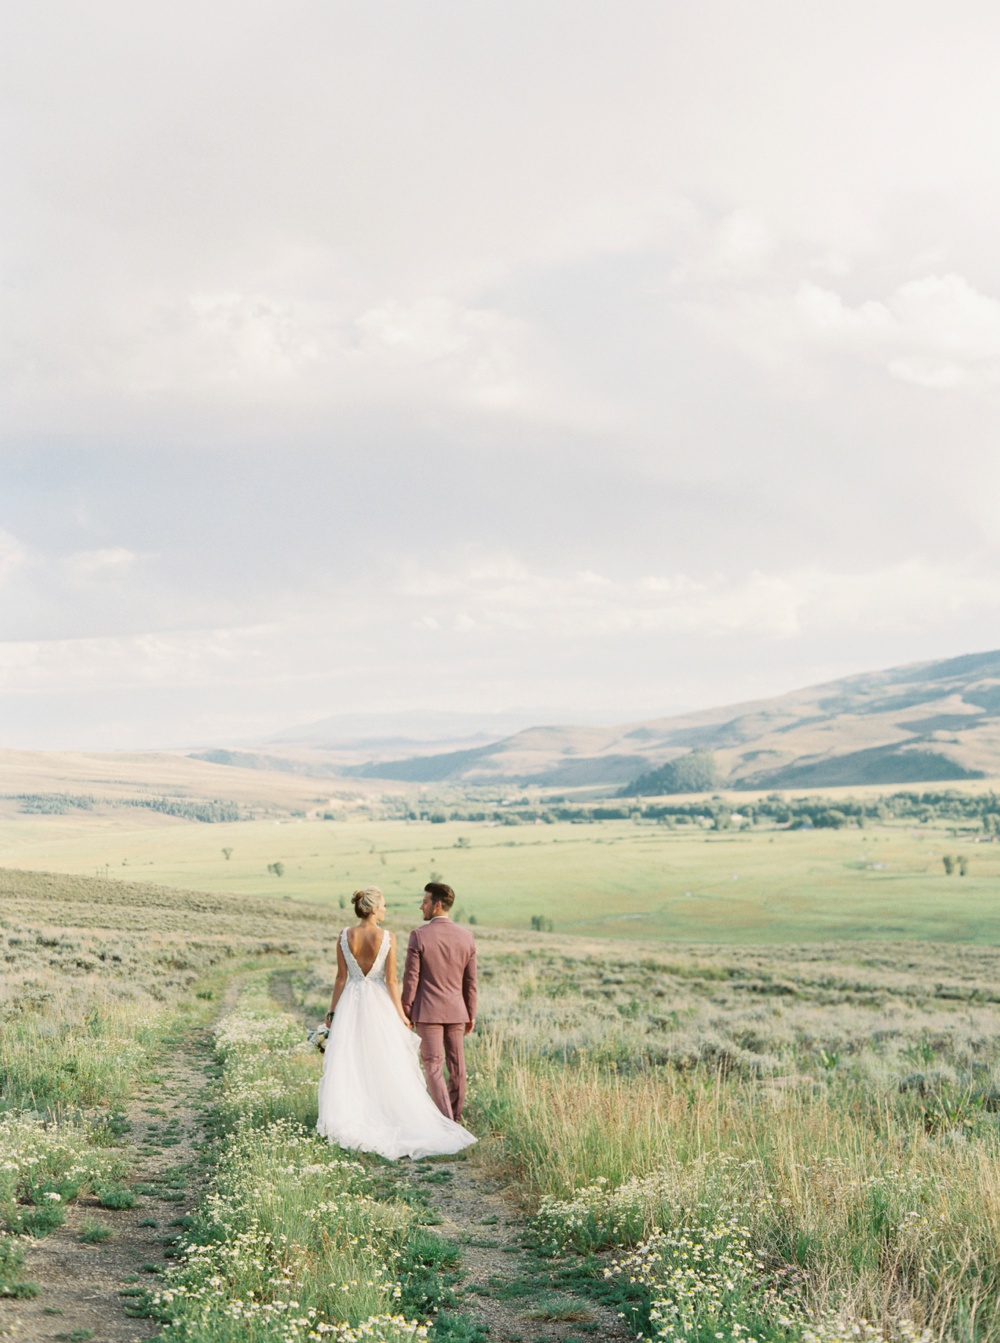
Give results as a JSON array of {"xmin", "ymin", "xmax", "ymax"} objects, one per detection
[{"xmin": 402, "ymin": 882, "xmax": 477, "ymax": 1122}]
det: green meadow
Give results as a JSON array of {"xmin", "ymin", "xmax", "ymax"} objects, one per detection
[
  {"xmin": 2, "ymin": 810, "xmax": 1000, "ymax": 942},
  {"xmin": 7, "ymin": 844, "xmax": 1000, "ymax": 1337}
]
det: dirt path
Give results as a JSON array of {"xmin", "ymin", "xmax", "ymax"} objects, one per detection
[
  {"xmin": 0, "ymin": 1027, "xmax": 213, "ymax": 1342},
  {"xmin": 269, "ymin": 971, "xmax": 633, "ymax": 1341},
  {"xmin": 403, "ymin": 1153, "xmax": 633, "ymax": 1343}
]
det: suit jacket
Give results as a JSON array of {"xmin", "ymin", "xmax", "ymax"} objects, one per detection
[{"xmin": 402, "ymin": 918, "xmax": 477, "ymax": 1024}]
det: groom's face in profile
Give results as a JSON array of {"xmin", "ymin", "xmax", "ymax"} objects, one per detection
[{"xmin": 420, "ymin": 891, "xmax": 443, "ymax": 920}]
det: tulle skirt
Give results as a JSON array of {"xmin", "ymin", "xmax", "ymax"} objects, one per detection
[{"xmin": 317, "ymin": 979, "xmax": 476, "ymax": 1161}]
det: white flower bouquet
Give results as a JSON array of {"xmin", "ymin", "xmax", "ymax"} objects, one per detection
[{"xmin": 307, "ymin": 1024, "xmax": 330, "ymax": 1052}]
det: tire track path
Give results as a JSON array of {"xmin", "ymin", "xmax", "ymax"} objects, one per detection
[
  {"xmin": 0, "ymin": 1027, "xmax": 213, "ymax": 1342},
  {"xmin": 403, "ymin": 1154, "xmax": 633, "ymax": 1343},
  {"xmin": 272, "ymin": 970, "xmax": 632, "ymax": 1342}
]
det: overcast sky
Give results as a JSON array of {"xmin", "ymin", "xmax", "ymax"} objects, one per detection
[{"xmin": 3, "ymin": 1, "xmax": 1000, "ymax": 749}]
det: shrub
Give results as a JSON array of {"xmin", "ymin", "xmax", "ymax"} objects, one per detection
[{"xmin": 95, "ymin": 1185, "xmax": 135, "ymax": 1209}]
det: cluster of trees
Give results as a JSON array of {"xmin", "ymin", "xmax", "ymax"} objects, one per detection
[
  {"xmin": 644, "ymin": 791, "xmax": 1000, "ymax": 831},
  {"xmin": 122, "ymin": 797, "xmax": 244, "ymax": 823},
  {"xmin": 15, "ymin": 793, "xmax": 96, "ymax": 813},
  {"xmin": 388, "ymin": 788, "xmax": 1000, "ymax": 833},
  {"xmin": 12, "ymin": 791, "xmax": 244, "ymax": 823},
  {"xmin": 620, "ymin": 750, "xmax": 720, "ymax": 797}
]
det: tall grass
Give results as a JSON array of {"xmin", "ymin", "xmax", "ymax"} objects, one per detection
[
  {"xmin": 470, "ymin": 1028, "xmax": 1000, "ymax": 1339},
  {"xmin": 0, "ymin": 874, "xmax": 331, "ymax": 1114},
  {"xmin": 0, "ymin": 927, "xmax": 225, "ymax": 1114},
  {"xmin": 1, "ymin": 1001, "xmax": 161, "ymax": 1112}
]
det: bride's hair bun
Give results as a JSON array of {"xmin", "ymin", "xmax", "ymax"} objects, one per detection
[{"xmin": 352, "ymin": 886, "xmax": 383, "ymax": 917}]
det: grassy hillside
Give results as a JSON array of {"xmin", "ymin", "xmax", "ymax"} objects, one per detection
[
  {"xmin": 7, "ymin": 870, "xmax": 1000, "ymax": 1338},
  {"xmin": 8, "ymin": 649, "xmax": 1000, "ymax": 799},
  {"xmin": 0, "ymin": 746, "xmax": 393, "ymax": 813},
  {"xmin": 340, "ymin": 648, "xmax": 1000, "ymax": 788}
]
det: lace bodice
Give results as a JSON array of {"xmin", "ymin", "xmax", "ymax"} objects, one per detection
[{"xmin": 341, "ymin": 928, "xmax": 389, "ymax": 984}]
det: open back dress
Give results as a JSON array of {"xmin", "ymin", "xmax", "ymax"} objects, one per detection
[{"xmin": 316, "ymin": 928, "xmax": 476, "ymax": 1160}]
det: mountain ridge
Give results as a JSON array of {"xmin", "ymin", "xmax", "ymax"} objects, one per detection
[{"xmin": 337, "ymin": 649, "xmax": 1000, "ymax": 789}]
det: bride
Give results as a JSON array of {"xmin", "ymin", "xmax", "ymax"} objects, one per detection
[{"xmin": 316, "ymin": 886, "xmax": 476, "ymax": 1160}]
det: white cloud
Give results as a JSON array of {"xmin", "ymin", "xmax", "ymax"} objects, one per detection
[
  {"xmin": 65, "ymin": 547, "xmax": 137, "ymax": 585},
  {"xmin": 797, "ymin": 273, "xmax": 1000, "ymax": 387},
  {"xmin": 5, "ymin": 5, "xmax": 1000, "ymax": 745},
  {"xmin": 2, "ymin": 548, "xmax": 1000, "ymax": 749},
  {"xmin": 3, "ymin": 281, "xmax": 616, "ymax": 433},
  {"xmin": 669, "ymin": 209, "xmax": 777, "ymax": 284},
  {"xmin": 0, "ymin": 625, "xmax": 279, "ymax": 695},
  {"xmin": 0, "ymin": 533, "xmax": 26, "ymax": 585},
  {"xmin": 352, "ymin": 296, "xmax": 604, "ymax": 422},
  {"xmin": 0, "ymin": 538, "xmax": 165, "ymax": 642},
  {"xmin": 2, "ymin": 556, "xmax": 995, "ymax": 707},
  {"xmin": 680, "ymin": 269, "xmax": 1000, "ymax": 391},
  {"xmin": 398, "ymin": 556, "xmax": 1000, "ymax": 643}
]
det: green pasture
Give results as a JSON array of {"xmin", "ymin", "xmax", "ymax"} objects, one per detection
[{"xmin": 3, "ymin": 811, "xmax": 1000, "ymax": 942}]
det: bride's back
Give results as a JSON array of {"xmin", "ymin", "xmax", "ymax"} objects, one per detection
[{"xmin": 345, "ymin": 923, "xmax": 388, "ymax": 976}]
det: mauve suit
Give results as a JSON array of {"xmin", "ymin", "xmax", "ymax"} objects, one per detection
[{"xmin": 402, "ymin": 918, "xmax": 477, "ymax": 1121}]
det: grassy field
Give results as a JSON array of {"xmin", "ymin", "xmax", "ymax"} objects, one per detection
[
  {"xmin": 288, "ymin": 924, "xmax": 1000, "ymax": 1339},
  {"xmin": 2, "ymin": 810, "xmax": 1000, "ymax": 942},
  {"xmin": 7, "ymin": 869, "xmax": 1000, "ymax": 1338},
  {"xmin": 0, "ymin": 871, "xmax": 475, "ymax": 1340}
]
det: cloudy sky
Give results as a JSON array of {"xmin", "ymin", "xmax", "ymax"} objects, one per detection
[{"xmin": 3, "ymin": 1, "xmax": 1000, "ymax": 749}]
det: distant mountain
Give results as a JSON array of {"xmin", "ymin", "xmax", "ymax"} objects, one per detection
[
  {"xmin": 264, "ymin": 707, "xmax": 639, "ymax": 755},
  {"xmin": 190, "ymin": 749, "xmax": 345, "ymax": 778},
  {"xmin": 189, "ymin": 704, "xmax": 676, "ymax": 782},
  {"xmin": 340, "ymin": 649, "xmax": 1000, "ymax": 790}
]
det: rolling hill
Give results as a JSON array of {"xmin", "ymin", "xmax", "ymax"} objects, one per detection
[
  {"xmin": 340, "ymin": 649, "xmax": 1000, "ymax": 789},
  {"xmin": 9, "ymin": 650, "xmax": 998, "ymax": 799}
]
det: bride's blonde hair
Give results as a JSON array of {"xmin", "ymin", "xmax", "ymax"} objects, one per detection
[{"xmin": 352, "ymin": 886, "xmax": 383, "ymax": 918}]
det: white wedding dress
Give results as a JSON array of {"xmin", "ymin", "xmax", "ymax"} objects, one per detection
[{"xmin": 316, "ymin": 928, "xmax": 477, "ymax": 1160}]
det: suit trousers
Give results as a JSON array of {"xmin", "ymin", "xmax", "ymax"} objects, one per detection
[{"xmin": 415, "ymin": 1022, "xmax": 467, "ymax": 1121}]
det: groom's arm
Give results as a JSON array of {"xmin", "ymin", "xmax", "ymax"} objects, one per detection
[
  {"xmin": 462, "ymin": 942, "xmax": 477, "ymax": 1031},
  {"xmin": 401, "ymin": 930, "xmax": 420, "ymax": 1016}
]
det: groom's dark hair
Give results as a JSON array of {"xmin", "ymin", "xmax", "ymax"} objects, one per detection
[{"xmin": 424, "ymin": 881, "xmax": 455, "ymax": 910}]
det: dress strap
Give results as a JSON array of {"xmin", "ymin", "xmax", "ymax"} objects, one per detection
[{"xmin": 340, "ymin": 927, "xmax": 356, "ymax": 971}]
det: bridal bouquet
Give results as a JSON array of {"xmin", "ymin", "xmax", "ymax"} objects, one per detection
[{"xmin": 307, "ymin": 1023, "xmax": 330, "ymax": 1052}]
